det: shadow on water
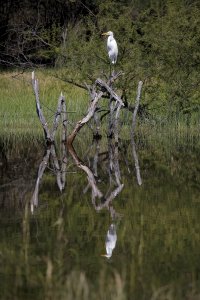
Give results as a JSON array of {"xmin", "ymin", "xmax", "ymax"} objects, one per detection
[{"xmin": 0, "ymin": 133, "xmax": 200, "ymax": 299}]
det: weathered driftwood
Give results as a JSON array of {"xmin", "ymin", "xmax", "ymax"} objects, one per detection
[
  {"xmin": 95, "ymin": 78, "xmax": 124, "ymax": 107},
  {"xmin": 32, "ymin": 71, "xmax": 51, "ymax": 142},
  {"xmin": 32, "ymin": 71, "xmax": 143, "ymax": 170},
  {"xmin": 108, "ymin": 139, "xmax": 121, "ymax": 187},
  {"xmin": 132, "ymin": 81, "xmax": 143, "ymax": 134},
  {"xmin": 68, "ymin": 142, "xmax": 124, "ymax": 212},
  {"xmin": 50, "ymin": 144, "xmax": 63, "ymax": 191},
  {"xmin": 95, "ymin": 72, "xmax": 124, "ymax": 141},
  {"xmin": 113, "ymin": 140, "xmax": 121, "ymax": 185},
  {"xmin": 130, "ymin": 81, "xmax": 143, "ymax": 186},
  {"xmin": 131, "ymin": 137, "xmax": 142, "ymax": 186},
  {"xmin": 108, "ymin": 99, "xmax": 115, "ymax": 138},
  {"xmin": 31, "ymin": 148, "xmax": 51, "ymax": 213},
  {"xmin": 114, "ymin": 102, "xmax": 122, "ymax": 144},
  {"xmin": 67, "ymin": 72, "xmax": 126, "ymax": 144},
  {"xmin": 93, "ymin": 107, "xmax": 101, "ymax": 138},
  {"xmin": 67, "ymin": 143, "xmax": 103, "ymax": 199},
  {"xmin": 67, "ymin": 91, "xmax": 104, "ymax": 144},
  {"xmin": 94, "ymin": 184, "xmax": 124, "ymax": 211},
  {"xmin": 32, "ymin": 72, "xmax": 67, "ymax": 144},
  {"xmin": 61, "ymin": 95, "xmax": 67, "ymax": 141},
  {"xmin": 61, "ymin": 104, "xmax": 67, "ymax": 190},
  {"xmin": 31, "ymin": 143, "xmax": 67, "ymax": 213},
  {"xmin": 51, "ymin": 93, "xmax": 63, "ymax": 141},
  {"xmin": 61, "ymin": 147, "xmax": 67, "ymax": 191},
  {"xmin": 31, "ymin": 71, "xmax": 144, "ymax": 215},
  {"xmin": 92, "ymin": 140, "xmax": 100, "ymax": 177}
]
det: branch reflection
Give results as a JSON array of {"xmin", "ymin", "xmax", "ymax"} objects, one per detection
[
  {"xmin": 31, "ymin": 138, "xmax": 142, "ymax": 258},
  {"xmin": 31, "ymin": 143, "xmax": 67, "ymax": 213}
]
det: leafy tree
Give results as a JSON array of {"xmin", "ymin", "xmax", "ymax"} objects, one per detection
[{"xmin": 0, "ymin": 0, "xmax": 199, "ymax": 120}]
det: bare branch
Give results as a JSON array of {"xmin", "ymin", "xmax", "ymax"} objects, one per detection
[
  {"xmin": 114, "ymin": 103, "xmax": 122, "ymax": 144},
  {"xmin": 53, "ymin": 75, "xmax": 87, "ymax": 90},
  {"xmin": 131, "ymin": 137, "xmax": 142, "ymax": 186},
  {"xmin": 95, "ymin": 78, "xmax": 124, "ymax": 106},
  {"xmin": 31, "ymin": 71, "xmax": 51, "ymax": 142},
  {"xmin": 67, "ymin": 143, "xmax": 103, "ymax": 199},
  {"xmin": 67, "ymin": 91, "xmax": 103, "ymax": 144},
  {"xmin": 94, "ymin": 184, "xmax": 124, "ymax": 211},
  {"xmin": 50, "ymin": 144, "xmax": 63, "ymax": 192},
  {"xmin": 61, "ymin": 95, "xmax": 67, "ymax": 142},
  {"xmin": 31, "ymin": 148, "xmax": 51, "ymax": 213},
  {"xmin": 51, "ymin": 93, "xmax": 63, "ymax": 141},
  {"xmin": 132, "ymin": 81, "xmax": 143, "ymax": 133}
]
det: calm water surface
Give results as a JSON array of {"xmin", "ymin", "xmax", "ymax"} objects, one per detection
[{"xmin": 0, "ymin": 133, "xmax": 200, "ymax": 300}]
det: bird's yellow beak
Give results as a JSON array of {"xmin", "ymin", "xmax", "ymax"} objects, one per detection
[
  {"xmin": 101, "ymin": 32, "xmax": 109, "ymax": 36},
  {"xmin": 101, "ymin": 254, "xmax": 107, "ymax": 257}
]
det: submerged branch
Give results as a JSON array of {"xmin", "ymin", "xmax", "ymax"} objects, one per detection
[
  {"xmin": 31, "ymin": 148, "xmax": 51, "ymax": 213},
  {"xmin": 94, "ymin": 184, "xmax": 124, "ymax": 211},
  {"xmin": 67, "ymin": 142, "xmax": 124, "ymax": 212},
  {"xmin": 67, "ymin": 143, "xmax": 103, "ymax": 199},
  {"xmin": 50, "ymin": 144, "xmax": 63, "ymax": 192},
  {"xmin": 131, "ymin": 137, "xmax": 142, "ymax": 186}
]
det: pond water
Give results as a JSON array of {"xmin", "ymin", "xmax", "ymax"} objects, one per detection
[{"xmin": 0, "ymin": 132, "xmax": 200, "ymax": 300}]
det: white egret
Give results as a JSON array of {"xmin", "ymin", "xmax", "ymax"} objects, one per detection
[
  {"xmin": 102, "ymin": 31, "xmax": 118, "ymax": 64},
  {"xmin": 101, "ymin": 223, "xmax": 117, "ymax": 259}
]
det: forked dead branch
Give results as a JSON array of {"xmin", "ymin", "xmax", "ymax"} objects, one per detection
[
  {"xmin": 31, "ymin": 71, "xmax": 143, "ymax": 144},
  {"xmin": 31, "ymin": 71, "xmax": 143, "ymax": 213}
]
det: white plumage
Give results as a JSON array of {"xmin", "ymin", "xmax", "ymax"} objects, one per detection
[
  {"xmin": 102, "ymin": 224, "xmax": 117, "ymax": 259},
  {"xmin": 102, "ymin": 31, "xmax": 118, "ymax": 64}
]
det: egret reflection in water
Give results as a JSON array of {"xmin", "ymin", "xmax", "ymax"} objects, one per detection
[
  {"xmin": 31, "ymin": 138, "xmax": 142, "ymax": 259},
  {"xmin": 102, "ymin": 223, "xmax": 117, "ymax": 259}
]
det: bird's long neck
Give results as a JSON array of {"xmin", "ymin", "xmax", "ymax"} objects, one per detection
[{"xmin": 108, "ymin": 35, "xmax": 114, "ymax": 42}]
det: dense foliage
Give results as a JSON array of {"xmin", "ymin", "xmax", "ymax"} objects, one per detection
[{"xmin": 0, "ymin": 0, "xmax": 200, "ymax": 118}]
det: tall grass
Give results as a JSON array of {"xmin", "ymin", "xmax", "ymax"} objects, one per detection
[
  {"xmin": 0, "ymin": 70, "xmax": 89, "ymax": 139},
  {"xmin": 1, "ymin": 69, "xmax": 199, "ymax": 144}
]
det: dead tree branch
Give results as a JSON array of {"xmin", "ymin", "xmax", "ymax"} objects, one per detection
[
  {"xmin": 68, "ymin": 142, "xmax": 124, "ymax": 212},
  {"xmin": 132, "ymin": 81, "xmax": 143, "ymax": 134},
  {"xmin": 114, "ymin": 103, "xmax": 122, "ymax": 144},
  {"xmin": 32, "ymin": 72, "xmax": 68, "ymax": 144},
  {"xmin": 131, "ymin": 137, "xmax": 142, "ymax": 186},
  {"xmin": 67, "ymin": 143, "xmax": 103, "ymax": 199},
  {"xmin": 31, "ymin": 142, "xmax": 68, "ymax": 213},
  {"xmin": 95, "ymin": 78, "xmax": 124, "ymax": 107},
  {"xmin": 51, "ymin": 93, "xmax": 63, "ymax": 141},
  {"xmin": 67, "ymin": 73, "xmax": 125, "ymax": 145},
  {"xmin": 32, "ymin": 71, "xmax": 51, "ymax": 142},
  {"xmin": 94, "ymin": 184, "xmax": 124, "ymax": 211},
  {"xmin": 61, "ymin": 95, "xmax": 67, "ymax": 142},
  {"xmin": 50, "ymin": 144, "xmax": 63, "ymax": 192},
  {"xmin": 31, "ymin": 148, "xmax": 51, "ymax": 213},
  {"xmin": 67, "ymin": 91, "xmax": 104, "ymax": 144}
]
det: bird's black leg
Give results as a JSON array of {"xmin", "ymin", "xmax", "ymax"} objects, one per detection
[{"xmin": 112, "ymin": 65, "xmax": 115, "ymax": 76}]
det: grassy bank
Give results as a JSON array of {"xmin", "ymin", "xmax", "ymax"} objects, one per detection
[
  {"xmin": 0, "ymin": 70, "xmax": 89, "ymax": 138},
  {"xmin": 0, "ymin": 70, "xmax": 199, "ymax": 142}
]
